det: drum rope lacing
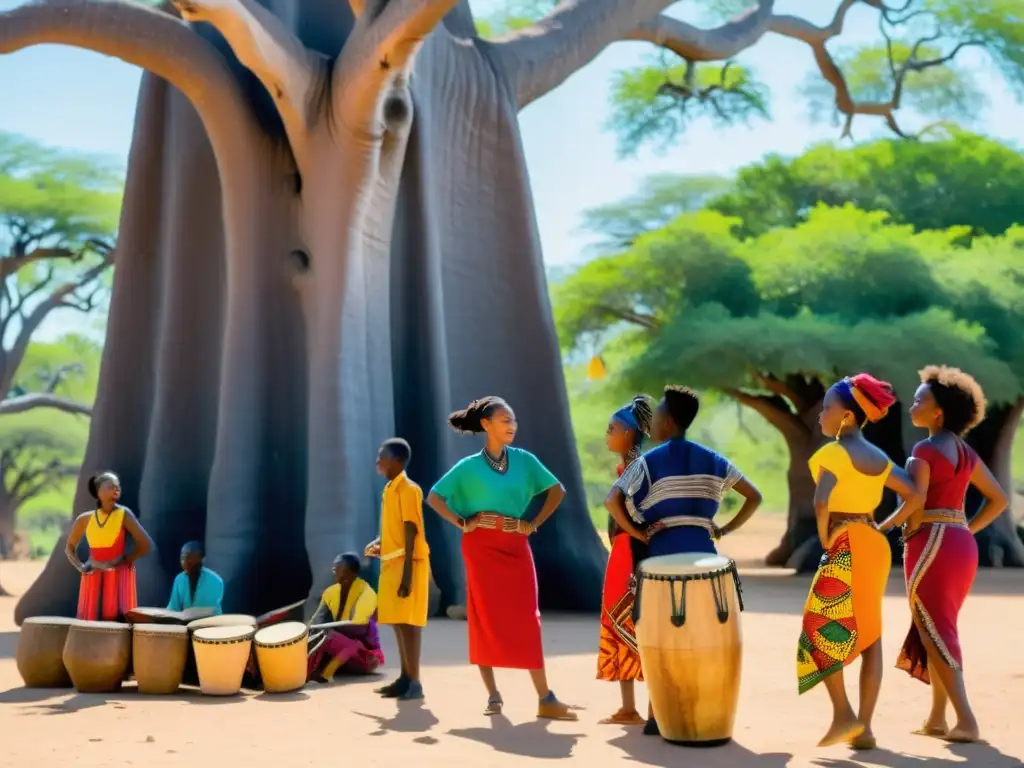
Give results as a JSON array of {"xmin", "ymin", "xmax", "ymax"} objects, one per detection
[{"xmin": 633, "ymin": 562, "xmax": 744, "ymax": 627}]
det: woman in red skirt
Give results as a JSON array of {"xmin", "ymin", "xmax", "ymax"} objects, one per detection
[
  {"xmin": 427, "ymin": 396, "xmax": 576, "ymax": 720},
  {"xmin": 880, "ymin": 366, "xmax": 1008, "ymax": 744},
  {"xmin": 597, "ymin": 395, "xmax": 653, "ymax": 725}
]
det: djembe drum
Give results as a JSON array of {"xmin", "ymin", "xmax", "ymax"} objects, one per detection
[
  {"xmin": 254, "ymin": 621, "xmax": 308, "ymax": 693},
  {"xmin": 133, "ymin": 624, "xmax": 189, "ymax": 694},
  {"xmin": 184, "ymin": 614, "xmax": 256, "ymax": 687},
  {"xmin": 16, "ymin": 616, "xmax": 75, "ymax": 688},
  {"xmin": 192, "ymin": 625, "xmax": 255, "ymax": 696},
  {"xmin": 635, "ymin": 553, "xmax": 744, "ymax": 747},
  {"xmin": 62, "ymin": 620, "xmax": 132, "ymax": 693}
]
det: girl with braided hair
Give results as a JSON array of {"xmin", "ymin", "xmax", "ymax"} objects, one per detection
[
  {"xmin": 881, "ymin": 366, "xmax": 1008, "ymax": 744},
  {"xmin": 597, "ymin": 395, "xmax": 654, "ymax": 726},
  {"xmin": 426, "ymin": 396, "xmax": 576, "ymax": 721},
  {"xmin": 796, "ymin": 374, "xmax": 922, "ymax": 750}
]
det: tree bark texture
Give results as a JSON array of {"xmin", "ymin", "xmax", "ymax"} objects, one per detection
[
  {"xmin": 966, "ymin": 399, "xmax": 1024, "ymax": 567},
  {"xmin": 13, "ymin": 0, "xmax": 607, "ymax": 624}
]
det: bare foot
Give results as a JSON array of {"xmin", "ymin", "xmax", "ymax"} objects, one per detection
[
  {"xmin": 598, "ymin": 709, "xmax": 645, "ymax": 726},
  {"xmin": 818, "ymin": 717, "xmax": 865, "ymax": 747},
  {"xmin": 912, "ymin": 721, "xmax": 948, "ymax": 738},
  {"xmin": 942, "ymin": 725, "xmax": 983, "ymax": 744},
  {"xmin": 850, "ymin": 730, "xmax": 877, "ymax": 750}
]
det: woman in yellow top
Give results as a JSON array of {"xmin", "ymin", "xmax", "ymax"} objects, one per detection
[
  {"xmin": 306, "ymin": 553, "xmax": 385, "ymax": 682},
  {"xmin": 797, "ymin": 375, "xmax": 922, "ymax": 750},
  {"xmin": 65, "ymin": 471, "xmax": 153, "ymax": 621}
]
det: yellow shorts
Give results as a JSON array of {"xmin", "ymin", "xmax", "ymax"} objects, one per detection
[{"xmin": 378, "ymin": 558, "xmax": 430, "ymax": 627}]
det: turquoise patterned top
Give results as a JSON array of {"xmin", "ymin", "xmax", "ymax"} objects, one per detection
[{"xmin": 431, "ymin": 447, "xmax": 560, "ymax": 520}]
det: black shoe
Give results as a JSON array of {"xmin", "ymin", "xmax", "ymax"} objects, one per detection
[
  {"xmin": 375, "ymin": 677, "xmax": 410, "ymax": 698},
  {"xmin": 643, "ymin": 718, "xmax": 660, "ymax": 737}
]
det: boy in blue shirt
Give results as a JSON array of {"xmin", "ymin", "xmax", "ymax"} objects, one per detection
[{"xmin": 167, "ymin": 541, "xmax": 224, "ymax": 615}]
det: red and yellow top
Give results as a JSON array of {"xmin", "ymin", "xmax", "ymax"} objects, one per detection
[{"xmin": 85, "ymin": 507, "xmax": 128, "ymax": 562}]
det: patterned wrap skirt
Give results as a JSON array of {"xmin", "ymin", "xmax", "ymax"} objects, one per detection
[
  {"xmin": 797, "ymin": 522, "xmax": 890, "ymax": 694},
  {"xmin": 896, "ymin": 521, "xmax": 977, "ymax": 683},
  {"xmin": 597, "ymin": 533, "xmax": 644, "ymax": 682}
]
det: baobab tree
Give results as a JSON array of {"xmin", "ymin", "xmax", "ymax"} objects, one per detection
[{"xmin": 4, "ymin": 0, "xmax": 1015, "ymax": 620}]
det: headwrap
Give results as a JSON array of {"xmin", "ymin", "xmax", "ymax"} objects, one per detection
[
  {"xmin": 612, "ymin": 405, "xmax": 640, "ymax": 432},
  {"xmin": 830, "ymin": 374, "xmax": 896, "ymax": 423}
]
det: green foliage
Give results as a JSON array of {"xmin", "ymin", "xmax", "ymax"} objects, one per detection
[
  {"xmin": 0, "ymin": 132, "xmax": 122, "ymax": 254},
  {"xmin": 708, "ymin": 133, "xmax": 1024, "ymax": 238},
  {"xmin": 799, "ymin": 42, "xmax": 985, "ymax": 128},
  {"xmin": 607, "ymin": 59, "xmax": 770, "ymax": 157},
  {"xmin": 619, "ymin": 304, "xmax": 1020, "ymax": 408},
  {"xmin": 5, "ymin": 336, "xmax": 101, "ymax": 540},
  {"xmin": 558, "ymin": 198, "xmax": 1024, "ymax": 408},
  {"xmin": 580, "ymin": 173, "xmax": 732, "ymax": 253},
  {"xmin": 552, "ymin": 210, "xmax": 757, "ymax": 350},
  {"xmin": 927, "ymin": 0, "xmax": 1024, "ymax": 95},
  {"xmin": 474, "ymin": 0, "xmax": 555, "ymax": 38}
]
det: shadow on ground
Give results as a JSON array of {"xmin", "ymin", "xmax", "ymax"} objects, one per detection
[
  {"xmin": 447, "ymin": 714, "xmax": 586, "ymax": 759},
  {"xmin": 813, "ymin": 739, "xmax": 1022, "ymax": 768}
]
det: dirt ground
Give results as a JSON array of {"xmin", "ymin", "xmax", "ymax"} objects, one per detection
[{"xmin": 2, "ymin": 515, "xmax": 1022, "ymax": 767}]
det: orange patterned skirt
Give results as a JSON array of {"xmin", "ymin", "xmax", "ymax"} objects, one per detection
[
  {"xmin": 597, "ymin": 533, "xmax": 643, "ymax": 682},
  {"xmin": 77, "ymin": 563, "xmax": 138, "ymax": 621}
]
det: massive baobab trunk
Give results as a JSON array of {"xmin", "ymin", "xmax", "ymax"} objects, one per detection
[
  {"xmin": 12, "ymin": 0, "xmax": 680, "ymax": 622},
  {"xmin": 10, "ymin": 0, "xmax": 860, "ymax": 624}
]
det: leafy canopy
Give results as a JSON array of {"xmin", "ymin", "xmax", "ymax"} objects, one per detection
[
  {"xmin": 556, "ymin": 200, "xmax": 1024, "ymax": 406},
  {"xmin": 708, "ymin": 132, "xmax": 1024, "ymax": 238}
]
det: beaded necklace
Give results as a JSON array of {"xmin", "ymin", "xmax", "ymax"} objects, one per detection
[{"xmin": 482, "ymin": 447, "xmax": 509, "ymax": 475}]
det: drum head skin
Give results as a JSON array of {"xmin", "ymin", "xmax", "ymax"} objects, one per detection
[
  {"xmin": 254, "ymin": 621, "xmax": 307, "ymax": 646},
  {"xmin": 69, "ymin": 620, "xmax": 131, "ymax": 632},
  {"xmin": 193, "ymin": 625, "xmax": 255, "ymax": 643},
  {"xmin": 22, "ymin": 616, "xmax": 77, "ymax": 627},
  {"xmin": 187, "ymin": 614, "xmax": 257, "ymax": 631},
  {"xmin": 134, "ymin": 624, "xmax": 189, "ymax": 636},
  {"xmin": 640, "ymin": 553, "xmax": 734, "ymax": 576}
]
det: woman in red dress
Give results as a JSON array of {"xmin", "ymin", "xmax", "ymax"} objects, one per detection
[
  {"xmin": 597, "ymin": 395, "xmax": 653, "ymax": 726},
  {"xmin": 880, "ymin": 366, "xmax": 1008, "ymax": 744}
]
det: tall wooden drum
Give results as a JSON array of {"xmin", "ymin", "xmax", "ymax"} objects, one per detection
[
  {"xmin": 192, "ymin": 625, "xmax": 254, "ymax": 696},
  {"xmin": 635, "ymin": 553, "xmax": 744, "ymax": 747},
  {"xmin": 62, "ymin": 620, "xmax": 132, "ymax": 694},
  {"xmin": 16, "ymin": 616, "xmax": 75, "ymax": 688},
  {"xmin": 254, "ymin": 621, "xmax": 308, "ymax": 693},
  {"xmin": 133, "ymin": 624, "xmax": 189, "ymax": 695}
]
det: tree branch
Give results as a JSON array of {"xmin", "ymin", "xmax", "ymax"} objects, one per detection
[
  {"xmin": 0, "ymin": 0, "xmax": 245, "ymax": 126},
  {"xmin": 334, "ymin": 0, "xmax": 459, "ymax": 132},
  {"xmin": 0, "ymin": 250, "xmax": 113, "ymax": 395},
  {"xmin": 721, "ymin": 386, "xmax": 808, "ymax": 438},
  {"xmin": 0, "ymin": 393, "xmax": 92, "ymax": 417},
  {"xmin": 171, "ymin": 0, "xmax": 317, "ymax": 167},
  {"xmin": 497, "ymin": 0, "xmax": 778, "ymax": 108}
]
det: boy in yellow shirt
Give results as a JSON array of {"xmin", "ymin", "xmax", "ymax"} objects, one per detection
[{"xmin": 365, "ymin": 438, "xmax": 430, "ymax": 701}]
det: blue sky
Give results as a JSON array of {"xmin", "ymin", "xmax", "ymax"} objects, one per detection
[{"xmin": 1, "ymin": 0, "xmax": 1022, "ymax": 339}]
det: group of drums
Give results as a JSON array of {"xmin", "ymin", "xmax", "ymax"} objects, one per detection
[
  {"xmin": 16, "ymin": 554, "xmax": 744, "ymax": 747},
  {"xmin": 16, "ymin": 604, "xmax": 312, "ymax": 698}
]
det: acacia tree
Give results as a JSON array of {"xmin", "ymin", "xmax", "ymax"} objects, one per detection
[
  {"xmin": 5, "ymin": 0, "xmax": 1019, "ymax": 621},
  {"xmin": 0, "ymin": 133, "xmax": 118, "ymax": 417},
  {"xmin": 556, "ymin": 206, "xmax": 1024, "ymax": 569}
]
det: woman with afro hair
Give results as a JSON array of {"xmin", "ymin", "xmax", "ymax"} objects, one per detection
[{"xmin": 879, "ymin": 366, "xmax": 1008, "ymax": 744}]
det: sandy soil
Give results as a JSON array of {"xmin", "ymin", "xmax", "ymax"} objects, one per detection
[{"xmin": 2, "ymin": 515, "xmax": 1023, "ymax": 768}]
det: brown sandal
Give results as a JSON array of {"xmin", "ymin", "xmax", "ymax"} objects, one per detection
[{"xmin": 599, "ymin": 709, "xmax": 646, "ymax": 726}]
